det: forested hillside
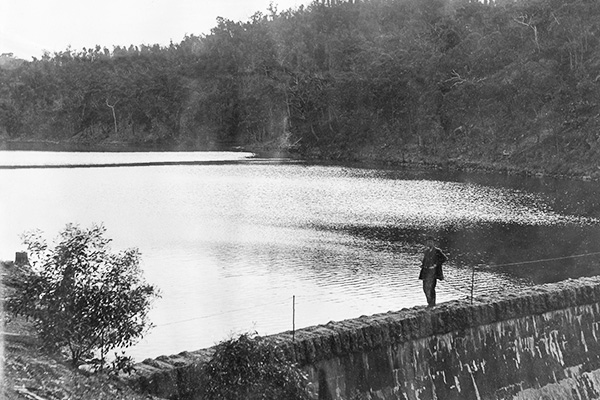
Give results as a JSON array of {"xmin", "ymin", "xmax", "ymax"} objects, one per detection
[{"xmin": 2, "ymin": 0, "xmax": 600, "ymax": 176}]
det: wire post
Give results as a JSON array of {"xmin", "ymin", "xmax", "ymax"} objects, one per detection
[
  {"xmin": 292, "ymin": 295, "xmax": 296, "ymax": 341},
  {"xmin": 470, "ymin": 264, "xmax": 476, "ymax": 304}
]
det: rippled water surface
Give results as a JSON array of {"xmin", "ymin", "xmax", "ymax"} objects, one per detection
[{"xmin": 2, "ymin": 151, "xmax": 600, "ymax": 360}]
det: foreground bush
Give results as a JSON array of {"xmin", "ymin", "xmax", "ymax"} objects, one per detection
[
  {"xmin": 200, "ymin": 332, "xmax": 312, "ymax": 400},
  {"xmin": 7, "ymin": 223, "xmax": 159, "ymax": 369}
]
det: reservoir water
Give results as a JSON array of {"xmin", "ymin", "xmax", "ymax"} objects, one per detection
[{"xmin": 2, "ymin": 150, "xmax": 600, "ymax": 361}]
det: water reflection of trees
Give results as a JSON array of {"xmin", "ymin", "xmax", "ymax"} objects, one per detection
[{"xmin": 327, "ymin": 222, "xmax": 600, "ymax": 285}]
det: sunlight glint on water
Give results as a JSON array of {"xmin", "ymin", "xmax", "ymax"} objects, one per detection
[{"xmin": 0, "ymin": 151, "xmax": 593, "ymax": 360}]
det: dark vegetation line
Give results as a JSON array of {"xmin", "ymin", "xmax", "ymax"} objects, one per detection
[{"xmin": 2, "ymin": 0, "xmax": 600, "ymax": 178}]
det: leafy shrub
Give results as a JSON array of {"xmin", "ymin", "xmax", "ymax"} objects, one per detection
[
  {"xmin": 200, "ymin": 332, "xmax": 312, "ymax": 400},
  {"xmin": 7, "ymin": 223, "xmax": 159, "ymax": 368},
  {"xmin": 109, "ymin": 351, "xmax": 136, "ymax": 375}
]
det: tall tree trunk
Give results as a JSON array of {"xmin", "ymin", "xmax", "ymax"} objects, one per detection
[{"xmin": 106, "ymin": 99, "xmax": 119, "ymax": 134}]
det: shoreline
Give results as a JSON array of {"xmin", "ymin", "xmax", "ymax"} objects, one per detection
[
  {"xmin": 3, "ymin": 139, "xmax": 598, "ymax": 183},
  {"xmin": 302, "ymin": 153, "xmax": 600, "ymax": 183}
]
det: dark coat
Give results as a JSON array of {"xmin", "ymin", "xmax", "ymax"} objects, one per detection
[{"xmin": 419, "ymin": 247, "xmax": 447, "ymax": 281}]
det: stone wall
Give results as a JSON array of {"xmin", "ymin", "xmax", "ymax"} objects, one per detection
[{"xmin": 124, "ymin": 276, "xmax": 600, "ymax": 399}]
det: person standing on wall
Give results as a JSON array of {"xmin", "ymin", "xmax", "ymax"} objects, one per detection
[{"xmin": 419, "ymin": 235, "xmax": 448, "ymax": 307}]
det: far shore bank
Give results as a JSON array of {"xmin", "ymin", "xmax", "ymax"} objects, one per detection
[
  {"xmin": 3, "ymin": 138, "xmax": 599, "ymax": 183},
  {"xmin": 294, "ymin": 150, "xmax": 600, "ymax": 183}
]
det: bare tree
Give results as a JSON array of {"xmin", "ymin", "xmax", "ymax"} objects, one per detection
[
  {"xmin": 106, "ymin": 99, "xmax": 119, "ymax": 134},
  {"xmin": 514, "ymin": 15, "xmax": 540, "ymax": 50}
]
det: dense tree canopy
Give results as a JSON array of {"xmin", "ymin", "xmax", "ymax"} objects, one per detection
[{"xmin": 2, "ymin": 0, "xmax": 600, "ymax": 175}]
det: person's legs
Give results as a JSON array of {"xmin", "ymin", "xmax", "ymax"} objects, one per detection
[{"xmin": 423, "ymin": 276, "xmax": 437, "ymax": 307}]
